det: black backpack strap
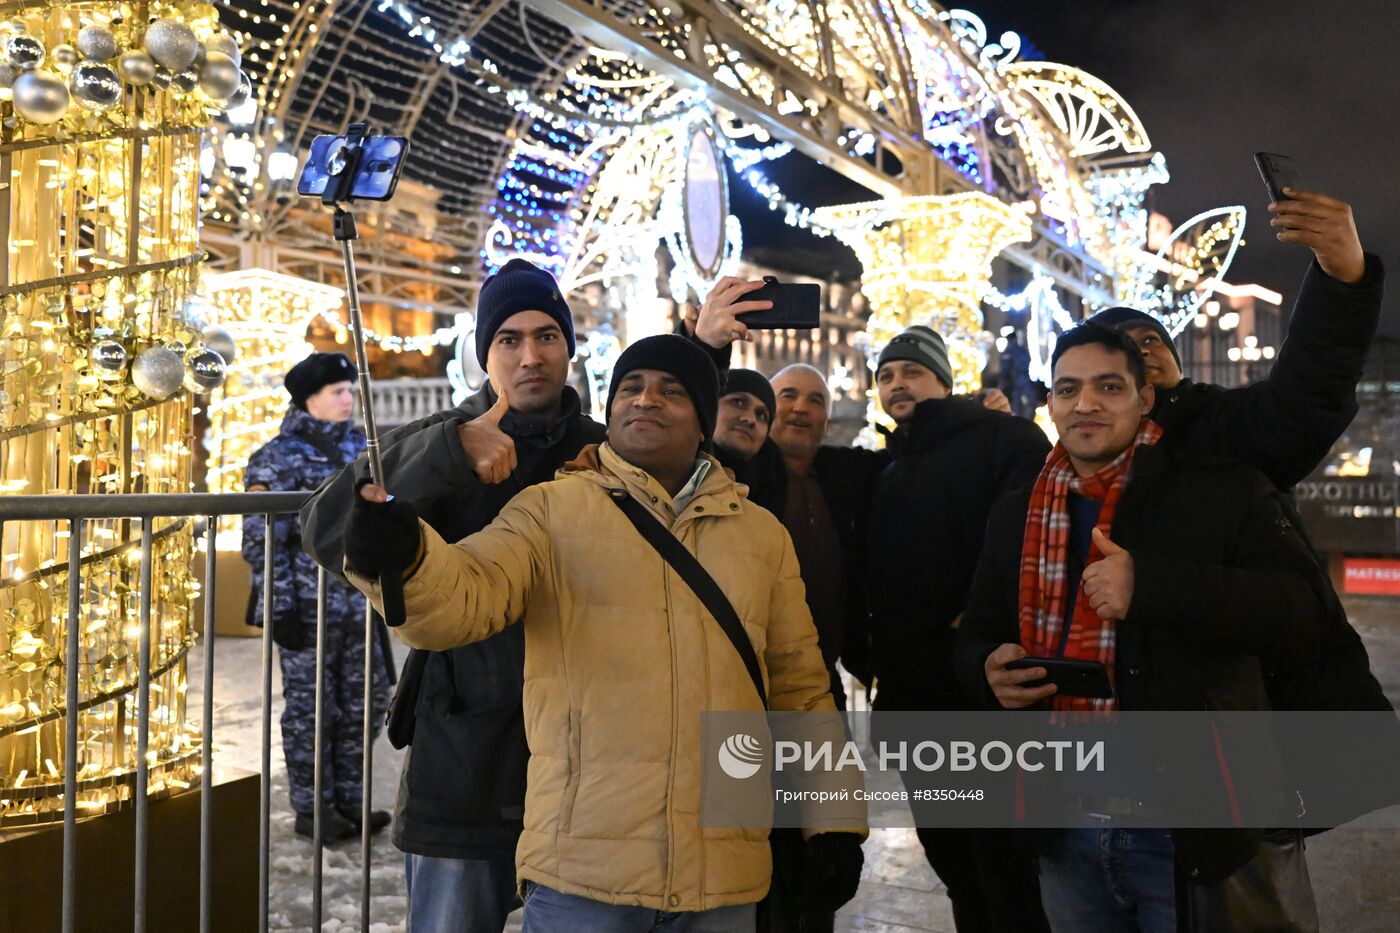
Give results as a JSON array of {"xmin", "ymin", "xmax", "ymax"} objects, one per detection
[{"xmin": 608, "ymin": 488, "xmax": 767, "ymax": 709}]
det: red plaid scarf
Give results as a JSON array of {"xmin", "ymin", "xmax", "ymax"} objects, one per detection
[{"xmin": 1017, "ymin": 419, "xmax": 1162, "ymax": 712}]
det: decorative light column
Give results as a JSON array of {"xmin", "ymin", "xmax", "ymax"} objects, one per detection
[
  {"xmin": 0, "ymin": 1, "xmax": 248, "ymax": 825},
  {"xmin": 815, "ymin": 192, "xmax": 1033, "ymax": 397},
  {"xmin": 200, "ymin": 269, "xmax": 344, "ymax": 496}
]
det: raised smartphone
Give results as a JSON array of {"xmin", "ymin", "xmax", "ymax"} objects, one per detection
[
  {"xmin": 297, "ymin": 134, "xmax": 409, "ymax": 201},
  {"xmin": 740, "ymin": 277, "xmax": 821, "ymax": 329},
  {"xmin": 1254, "ymin": 152, "xmax": 1303, "ymax": 203}
]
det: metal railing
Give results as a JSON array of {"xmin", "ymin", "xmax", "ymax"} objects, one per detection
[
  {"xmin": 369, "ymin": 378, "xmax": 457, "ymax": 428},
  {"xmin": 0, "ymin": 491, "xmax": 382, "ymax": 933}
]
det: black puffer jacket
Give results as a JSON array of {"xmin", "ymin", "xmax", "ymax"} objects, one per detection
[
  {"xmin": 955, "ymin": 442, "xmax": 1393, "ymax": 884},
  {"xmin": 867, "ymin": 398, "xmax": 1049, "ymax": 710},
  {"xmin": 1152, "ymin": 255, "xmax": 1383, "ymax": 491},
  {"xmin": 301, "ymin": 385, "xmax": 605, "ymax": 858}
]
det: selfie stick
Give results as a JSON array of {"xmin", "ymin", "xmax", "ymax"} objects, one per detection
[
  {"xmin": 320, "ymin": 122, "xmax": 406, "ymax": 637},
  {"xmin": 321, "ymin": 122, "xmax": 386, "ymax": 486}
]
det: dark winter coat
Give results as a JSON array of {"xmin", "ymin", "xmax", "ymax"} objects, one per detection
[
  {"xmin": 714, "ymin": 437, "xmax": 788, "ymax": 516},
  {"xmin": 1152, "ymin": 255, "xmax": 1383, "ymax": 492},
  {"xmin": 301, "ymin": 384, "xmax": 605, "ymax": 858},
  {"xmin": 731, "ymin": 442, "xmax": 886, "ymax": 689},
  {"xmin": 243, "ymin": 406, "xmax": 366, "ymax": 646},
  {"xmin": 955, "ymin": 442, "xmax": 1380, "ymax": 884},
  {"xmin": 868, "ymin": 398, "xmax": 1049, "ymax": 710}
]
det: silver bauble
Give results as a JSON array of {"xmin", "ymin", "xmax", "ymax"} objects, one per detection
[
  {"xmin": 205, "ymin": 32, "xmax": 240, "ymax": 68},
  {"xmin": 149, "ymin": 66, "xmax": 172, "ymax": 91},
  {"xmin": 50, "ymin": 44, "xmax": 78, "ymax": 73},
  {"xmin": 200, "ymin": 325, "xmax": 237, "ymax": 364},
  {"xmin": 90, "ymin": 340, "xmax": 128, "ymax": 380},
  {"xmin": 224, "ymin": 70, "xmax": 251, "ymax": 109},
  {"xmin": 11, "ymin": 70, "xmax": 69, "ymax": 125},
  {"xmin": 143, "ymin": 19, "xmax": 199, "ymax": 72},
  {"xmin": 5, "ymin": 34, "xmax": 44, "ymax": 70},
  {"xmin": 118, "ymin": 50, "xmax": 156, "ymax": 86},
  {"xmin": 0, "ymin": 63, "xmax": 17, "ymax": 89},
  {"xmin": 192, "ymin": 41, "xmax": 206, "ymax": 69},
  {"xmin": 1, "ymin": 20, "xmax": 27, "ymax": 36},
  {"xmin": 198, "ymin": 51, "xmax": 239, "ymax": 100},
  {"xmin": 131, "ymin": 346, "xmax": 184, "ymax": 399},
  {"xmin": 76, "ymin": 26, "xmax": 119, "ymax": 62},
  {"xmin": 164, "ymin": 338, "xmax": 187, "ymax": 356},
  {"xmin": 171, "ymin": 66, "xmax": 198, "ymax": 94},
  {"xmin": 70, "ymin": 62, "xmax": 122, "ymax": 111},
  {"xmin": 183, "ymin": 348, "xmax": 227, "ymax": 393}
]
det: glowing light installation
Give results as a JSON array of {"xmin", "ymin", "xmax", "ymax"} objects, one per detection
[
  {"xmin": 201, "ymin": 269, "xmax": 344, "ymax": 495},
  {"xmin": 815, "ymin": 192, "xmax": 1034, "ymax": 399},
  {"xmin": 0, "ymin": 1, "xmax": 238, "ymax": 826}
]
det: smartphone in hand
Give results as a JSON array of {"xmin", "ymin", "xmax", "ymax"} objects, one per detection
[
  {"xmin": 1005, "ymin": 657, "xmax": 1113, "ymax": 699},
  {"xmin": 740, "ymin": 277, "xmax": 821, "ymax": 329},
  {"xmin": 1254, "ymin": 152, "xmax": 1303, "ymax": 203}
]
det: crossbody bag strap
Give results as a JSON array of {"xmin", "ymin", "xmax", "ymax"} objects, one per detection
[{"xmin": 608, "ymin": 489, "xmax": 767, "ymax": 709}]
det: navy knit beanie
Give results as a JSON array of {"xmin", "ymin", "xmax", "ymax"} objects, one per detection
[
  {"xmin": 722, "ymin": 369, "xmax": 777, "ymax": 416},
  {"xmin": 1086, "ymin": 306, "xmax": 1182, "ymax": 368},
  {"xmin": 475, "ymin": 258, "xmax": 576, "ymax": 366},
  {"xmin": 285, "ymin": 352, "xmax": 357, "ymax": 409},
  {"xmin": 605, "ymin": 335, "xmax": 719, "ymax": 441}
]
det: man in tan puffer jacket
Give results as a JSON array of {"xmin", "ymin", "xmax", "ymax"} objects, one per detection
[{"xmin": 345, "ymin": 334, "xmax": 867, "ymax": 932}]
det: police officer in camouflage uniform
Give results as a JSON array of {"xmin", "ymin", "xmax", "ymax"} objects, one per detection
[{"xmin": 242, "ymin": 351, "xmax": 391, "ymax": 841}]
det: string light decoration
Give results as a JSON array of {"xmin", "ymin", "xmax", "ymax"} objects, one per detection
[
  {"xmin": 0, "ymin": 1, "xmax": 242, "ymax": 826},
  {"xmin": 984, "ymin": 267, "xmax": 1073, "ymax": 386},
  {"xmin": 192, "ymin": 0, "xmax": 1254, "ymax": 444},
  {"xmin": 1142, "ymin": 206, "xmax": 1248, "ymax": 337},
  {"xmin": 814, "ymin": 192, "xmax": 1034, "ymax": 396},
  {"xmin": 200, "ymin": 268, "xmax": 343, "ymax": 495}
]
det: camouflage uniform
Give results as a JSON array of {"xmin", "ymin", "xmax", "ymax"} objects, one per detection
[{"xmin": 242, "ymin": 405, "xmax": 390, "ymax": 816}]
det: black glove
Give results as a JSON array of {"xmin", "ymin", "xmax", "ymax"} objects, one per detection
[
  {"xmin": 803, "ymin": 831, "xmax": 864, "ymax": 915},
  {"xmin": 269, "ymin": 601, "xmax": 312, "ymax": 651},
  {"xmin": 344, "ymin": 479, "xmax": 422, "ymax": 580}
]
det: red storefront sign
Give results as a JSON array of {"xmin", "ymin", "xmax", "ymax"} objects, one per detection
[{"xmin": 1343, "ymin": 559, "xmax": 1400, "ymax": 596}]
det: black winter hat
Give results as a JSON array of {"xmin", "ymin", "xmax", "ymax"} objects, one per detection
[
  {"xmin": 722, "ymin": 369, "xmax": 776, "ymax": 416},
  {"xmin": 877, "ymin": 324, "xmax": 954, "ymax": 389},
  {"xmin": 1086, "ymin": 306, "xmax": 1182, "ymax": 368},
  {"xmin": 605, "ymin": 334, "xmax": 719, "ymax": 441},
  {"xmin": 285, "ymin": 352, "xmax": 357, "ymax": 409},
  {"xmin": 475, "ymin": 258, "xmax": 576, "ymax": 366}
]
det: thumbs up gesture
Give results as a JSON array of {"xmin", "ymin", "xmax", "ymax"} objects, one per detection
[
  {"xmin": 1081, "ymin": 527, "xmax": 1134, "ymax": 622},
  {"xmin": 457, "ymin": 384, "xmax": 518, "ymax": 484}
]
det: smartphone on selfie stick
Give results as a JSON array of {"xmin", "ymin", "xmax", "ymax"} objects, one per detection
[{"xmin": 298, "ymin": 124, "xmax": 410, "ymax": 636}]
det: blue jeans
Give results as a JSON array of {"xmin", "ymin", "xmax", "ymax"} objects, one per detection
[
  {"xmin": 521, "ymin": 882, "xmax": 756, "ymax": 933},
  {"xmin": 404, "ymin": 852, "xmax": 518, "ymax": 933},
  {"xmin": 1039, "ymin": 827, "xmax": 1176, "ymax": 933}
]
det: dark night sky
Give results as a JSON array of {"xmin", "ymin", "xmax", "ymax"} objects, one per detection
[{"xmin": 739, "ymin": 0, "xmax": 1400, "ymax": 339}]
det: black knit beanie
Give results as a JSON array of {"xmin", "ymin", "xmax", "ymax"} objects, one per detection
[
  {"xmin": 285, "ymin": 352, "xmax": 357, "ymax": 409},
  {"xmin": 475, "ymin": 258, "xmax": 576, "ymax": 366},
  {"xmin": 722, "ymin": 369, "xmax": 777, "ymax": 416},
  {"xmin": 605, "ymin": 334, "xmax": 719, "ymax": 441},
  {"xmin": 1086, "ymin": 306, "xmax": 1182, "ymax": 368}
]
